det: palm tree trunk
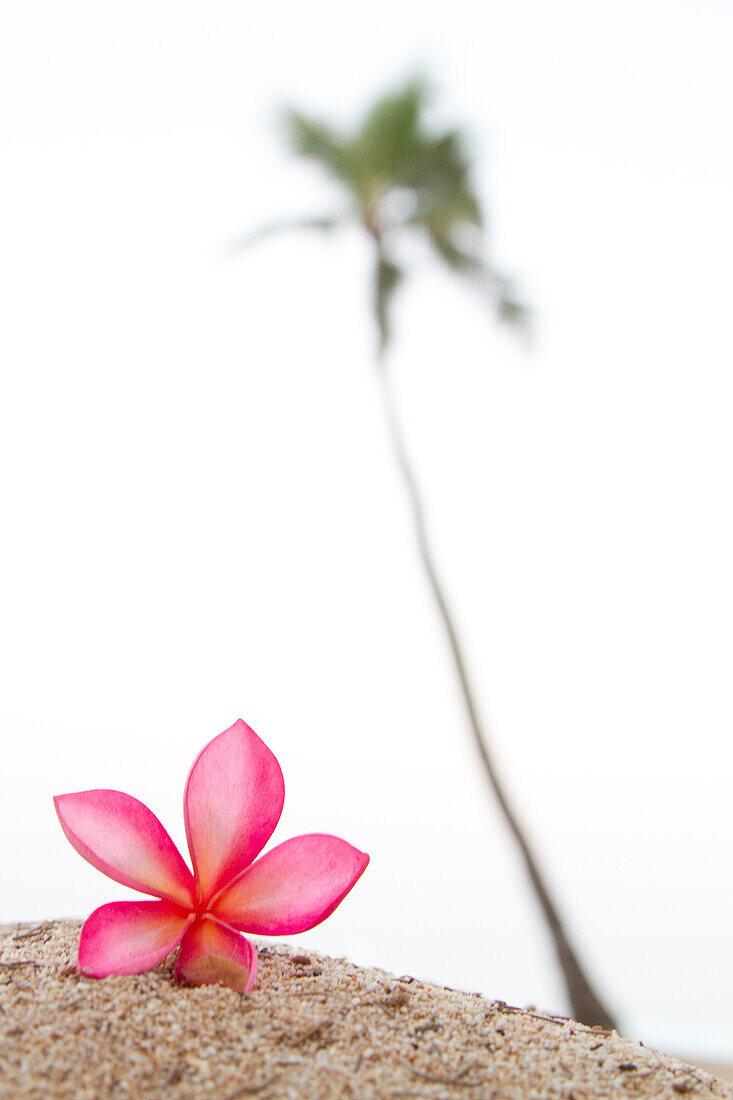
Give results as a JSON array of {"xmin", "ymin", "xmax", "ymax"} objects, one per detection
[{"xmin": 374, "ymin": 345, "xmax": 617, "ymax": 1031}]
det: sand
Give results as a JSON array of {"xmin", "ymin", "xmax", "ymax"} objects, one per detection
[{"xmin": 1, "ymin": 919, "xmax": 730, "ymax": 1100}]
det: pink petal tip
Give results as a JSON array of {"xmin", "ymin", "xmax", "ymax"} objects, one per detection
[
  {"xmin": 184, "ymin": 719, "xmax": 285, "ymax": 904},
  {"xmin": 54, "ymin": 789, "xmax": 195, "ymax": 908},
  {"xmin": 175, "ymin": 917, "xmax": 257, "ymax": 993},
  {"xmin": 212, "ymin": 833, "xmax": 369, "ymax": 936},
  {"xmin": 78, "ymin": 900, "xmax": 192, "ymax": 978}
]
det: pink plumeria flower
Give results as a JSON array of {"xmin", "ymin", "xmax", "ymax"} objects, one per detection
[{"xmin": 54, "ymin": 720, "xmax": 369, "ymax": 992}]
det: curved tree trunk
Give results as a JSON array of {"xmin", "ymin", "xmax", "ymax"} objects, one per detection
[{"xmin": 374, "ymin": 347, "xmax": 617, "ymax": 1031}]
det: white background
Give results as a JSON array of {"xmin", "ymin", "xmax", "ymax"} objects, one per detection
[{"xmin": 1, "ymin": 0, "xmax": 732, "ymax": 1063}]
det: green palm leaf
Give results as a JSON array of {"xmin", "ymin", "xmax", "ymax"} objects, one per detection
[{"xmin": 279, "ymin": 80, "xmax": 524, "ymax": 343}]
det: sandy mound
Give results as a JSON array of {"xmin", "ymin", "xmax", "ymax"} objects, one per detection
[{"xmin": 1, "ymin": 920, "xmax": 730, "ymax": 1099}]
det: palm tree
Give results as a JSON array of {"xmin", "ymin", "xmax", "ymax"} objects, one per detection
[{"xmin": 240, "ymin": 79, "xmax": 616, "ymax": 1030}]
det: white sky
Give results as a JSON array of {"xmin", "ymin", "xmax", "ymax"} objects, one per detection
[{"xmin": 1, "ymin": 0, "xmax": 732, "ymax": 1061}]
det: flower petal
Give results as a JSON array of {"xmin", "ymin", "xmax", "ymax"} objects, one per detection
[
  {"xmin": 211, "ymin": 834, "xmax": 369, "ymax": 935},
  {"xmin": 175, "ymin": 917, "xmax": 257, "ymax": 992},
  {"xmin": 184, "ymin": 719, "xmax": 285, "ymax": 904},
  {"xmin": 54, "ymin": 789, "xmax": 195, "ymax": 908},
  {"xmin": 78, "ymin": 900, "xmax": 192, "ymax": 978}
]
